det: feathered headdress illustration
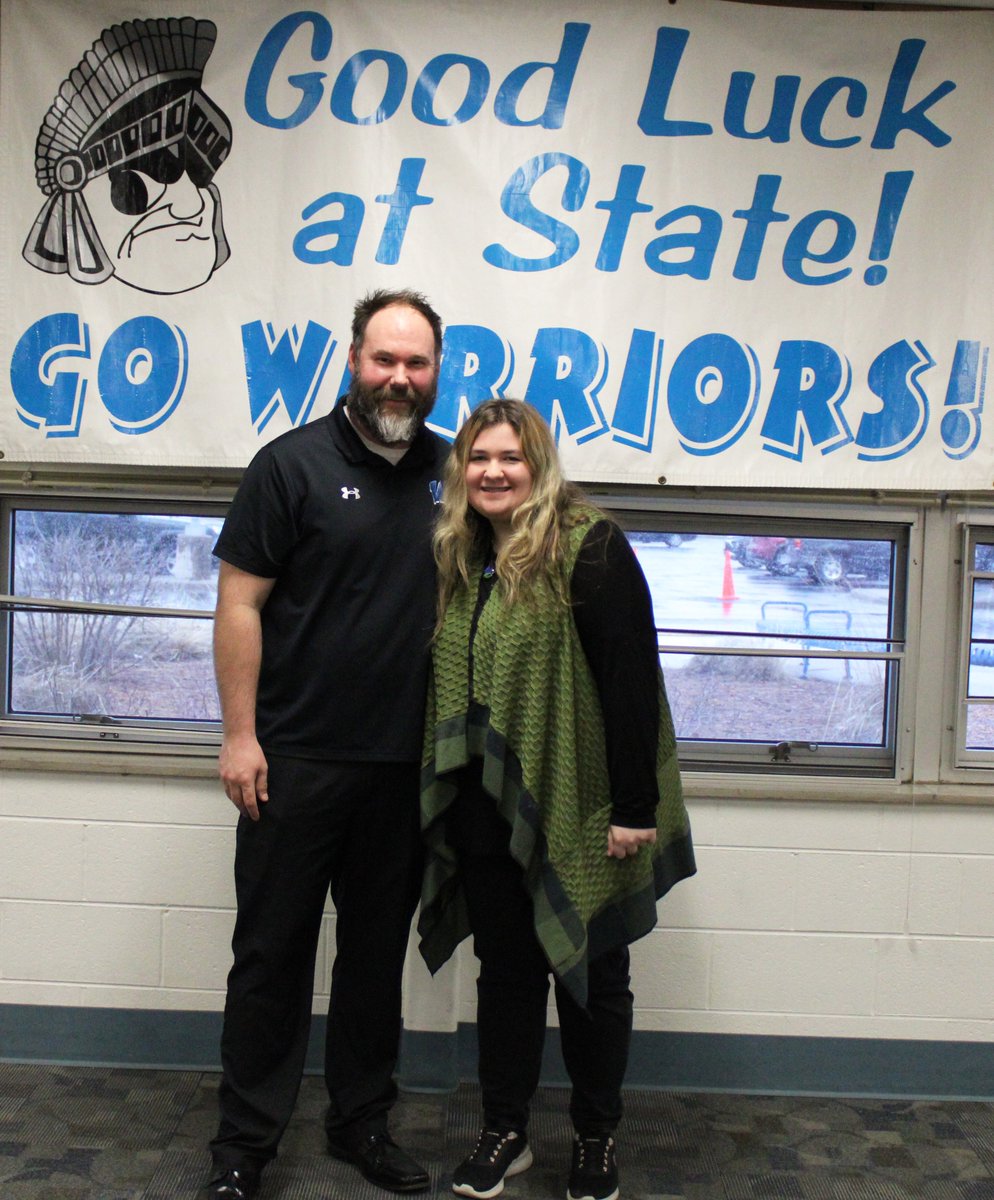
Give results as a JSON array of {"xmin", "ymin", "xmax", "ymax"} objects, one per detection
[{"xmin": 23, "ymin": 17, "xmax": 231, "ymax": 283}]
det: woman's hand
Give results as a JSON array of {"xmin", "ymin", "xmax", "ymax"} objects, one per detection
[{"xmin": 607, "ymin": 825, "xmax": 657, "ymax": 859}]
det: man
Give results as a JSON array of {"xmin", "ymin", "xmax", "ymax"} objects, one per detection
[{"xmin": 207, "ymin": 289, "xmax": 447, "ymax": 1200}]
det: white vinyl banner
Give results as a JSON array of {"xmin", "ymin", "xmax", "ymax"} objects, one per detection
[{"xmin": 1, "ymin": 0, "xmax": 992, "ymax": 487}]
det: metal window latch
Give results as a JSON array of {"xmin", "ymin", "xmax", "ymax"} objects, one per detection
[
  {"xmin": 73, "ymin": 714, "xmax": 123, "ymax": 739},
  {"xmin": 769, "ymin": 740, "xmax": 819, "ymax": 763}
]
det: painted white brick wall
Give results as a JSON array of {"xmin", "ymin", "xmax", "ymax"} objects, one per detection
[
  {"xmin": 161, "ymin": 908, "xmax": 241, "ymax": 992},
  {"xmin": 3, "ymin": 901, "xmax": 163, "ymax": 986},
  {"xmin": 83, "ymin": 823, "xmax": 235, "ymax": 907},
  {"xmin": 2, "ymin": 772, "xmax": 994, "ymax": 1046},
  {"xmin": 708, "ymin": 932, "xmax": 878, "ymax": 1014}
]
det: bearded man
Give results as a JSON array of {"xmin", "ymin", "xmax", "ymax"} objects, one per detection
[{"xmin": 208, "ymin": 290, "xmax": 446, "ymax": 1199}]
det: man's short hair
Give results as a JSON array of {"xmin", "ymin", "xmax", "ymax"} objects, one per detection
[{"xmin": 352, "ymin": 289, "xmax": 443, "ymax": 360}]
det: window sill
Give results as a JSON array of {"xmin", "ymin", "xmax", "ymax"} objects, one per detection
[
  {"xmin": 683, "ymin": 771, "xmax": 994, "ymax": 806},
  {"xmin": 1, "ymin": 744, "xmax": 991, "ymax": 804},
  {"xmin": 0, "ymin": 741, "xmax": 219, "ymax": 779}
]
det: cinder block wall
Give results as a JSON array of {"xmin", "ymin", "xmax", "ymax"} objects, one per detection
[{"xmin": 3, "ymin": 770, "xmax": 993, "ymax": 1065}]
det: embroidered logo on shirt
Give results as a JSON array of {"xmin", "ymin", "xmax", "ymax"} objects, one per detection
[
  {"xmin": 428, "ymin": 480, "xmax": 443, "ymax": 505},
  {"xmin": 341, "ymin": 486, "xmax": 361, "ymax": 499}
]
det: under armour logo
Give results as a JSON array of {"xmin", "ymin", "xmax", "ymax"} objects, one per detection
[
  {"xmin": 428, "ymin": 480, "xmax": 443, "ymax": 505},
  {"xmin": 341, "ymin": 486, "xmax": 361, "ymax": 499}
]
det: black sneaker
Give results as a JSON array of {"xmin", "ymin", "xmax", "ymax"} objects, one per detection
[
  {"xmin": 451, "ymin": 1127, "xmax": 533, "ymax": 1198},
  {"xmin": 567, "ymin": 1134, "xmax": 619, "ymax": 1200}
]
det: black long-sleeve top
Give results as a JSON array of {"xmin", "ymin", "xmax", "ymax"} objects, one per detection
[{"xmin": 570, "ymin": 520, "xmax": 661, "ymax": 829}]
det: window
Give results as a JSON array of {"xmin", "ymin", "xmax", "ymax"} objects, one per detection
[
  {"xmin": 1, "ymin": 498, "xmax": 224, "ymax": 753},
  {"xmin": 2, "ymin": 473, "xmax": 993, "ymax": 798},
  {"xmin": 605, "ymin": 505, "xmax": 911, "ymax": 777},
  {"xmin": 955, "ymin": 524, "xmax": 994, "ymax": 767}
]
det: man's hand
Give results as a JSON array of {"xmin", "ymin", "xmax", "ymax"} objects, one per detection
[
  {"xmin": 607, "ymin": 825, "xmax": 657, "ymax": 859},
  {"xmin": 219, "ymin": 732, "xmax": 269, "ymax": 821}
]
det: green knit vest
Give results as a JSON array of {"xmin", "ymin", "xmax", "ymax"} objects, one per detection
[{"xmin": 418, "ymin": 508, "xmax": 695, "ymax": 1005}]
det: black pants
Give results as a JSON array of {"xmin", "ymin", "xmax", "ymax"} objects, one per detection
[
  {"xmin": 210, "ymin": 756, "xmax": 423, "ymax": 1168},
  {"xmin": 460, "ymin": 851, "xmax": 633, "ymax": 1138}
]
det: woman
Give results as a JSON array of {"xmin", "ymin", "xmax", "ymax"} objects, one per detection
[{"xmin": 419, "ymin": 400, "xmax": 695, "ymax": 1200}]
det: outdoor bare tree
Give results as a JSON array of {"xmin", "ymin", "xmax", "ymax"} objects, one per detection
[{"xmin": 12, "ymin": 513, "xmax": 173, "ymax": 716}]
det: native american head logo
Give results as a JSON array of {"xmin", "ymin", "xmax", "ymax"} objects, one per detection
[{"xmin": 22, "ymin": 17, "xmax": 232, "ymax": 294}]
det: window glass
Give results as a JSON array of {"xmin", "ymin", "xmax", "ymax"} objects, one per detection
[
  {"xmin": 964, "ymin": 538, "xmax": 994, "ymax": 752},
  {"xmin": 625, "ymin": 523, "xmax": 904, "ymax": 771},
  {"xmin": 6, "ymin": 508, "xmax": 220, "ymax": 728}
]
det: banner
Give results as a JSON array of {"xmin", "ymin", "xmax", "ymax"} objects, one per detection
[{"xmin": 1, "ymin": 0, "xmax": 992, "ymax": 487}]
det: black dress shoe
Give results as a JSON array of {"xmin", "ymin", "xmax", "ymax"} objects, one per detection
[
  {"xmin": 328, "ymin": 1131, "xmax": 430, "ymax": 1193},
  {"xmin": 205, "ymin": 1164, "xmax": 261, "ymax": 1199}
]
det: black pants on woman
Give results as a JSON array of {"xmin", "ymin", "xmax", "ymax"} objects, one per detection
[{"xmin": 459, "ymin": 850, "xmax": 634, "ymax": 1138}]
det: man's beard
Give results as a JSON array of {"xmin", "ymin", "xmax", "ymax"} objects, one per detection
[{"xmin": 346, "ymin": 374, "xmax": 437, "ymax": 446}]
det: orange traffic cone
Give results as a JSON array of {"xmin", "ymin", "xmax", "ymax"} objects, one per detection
[{"xmin": 721, "ymin": 548, "xmax": 737, "ymax": 615}]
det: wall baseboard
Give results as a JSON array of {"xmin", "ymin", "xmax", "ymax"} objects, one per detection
[{"xmin": 3, "ymin": 1004, "xmax": 993, "ymax": 1101}]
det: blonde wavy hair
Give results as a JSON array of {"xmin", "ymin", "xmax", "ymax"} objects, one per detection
[{"xmin": 434, "ymin": 399, "xmax": 593, "ymax": 616}]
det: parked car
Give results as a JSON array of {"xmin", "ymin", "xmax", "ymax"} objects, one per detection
[
  {"xmin": 728, "ymin": 535, "xmax": 802, "ymax": 575},
  {"xmin": 659, "ymin": 532, "xmax": 698, "ymax": 547},
  {"xmin": 728, "ymin": 534, "xmax": 892, "ymax": 586},
  {"xmin": 778, "ymin": 538, "xmax": 893, "ymax": 587},
  {"xmin": 629, "ymin": 531, "xmax": 699, "ymax": 548}
]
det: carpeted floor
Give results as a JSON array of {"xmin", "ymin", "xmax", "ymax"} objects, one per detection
[{"xmin": 3, "ymin": 1063, "xmax": 994, "ymax": 1199}]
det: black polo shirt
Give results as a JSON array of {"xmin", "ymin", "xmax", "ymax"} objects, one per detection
[{"xmin": 214, "ymin": 398, "xmax": 447, "ymax": 762}]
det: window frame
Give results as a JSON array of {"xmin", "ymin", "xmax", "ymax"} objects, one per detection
[
  {"xmin": 951, "ymin": 517, "xmax": 994, "ymax": 771},
  {"xmin": 0, "ymin": 479, "xmax": 234, "ymax": 763},
  {"xmin": 593, "ymin": 495, "xmax": 915, "ymax": 779}
]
